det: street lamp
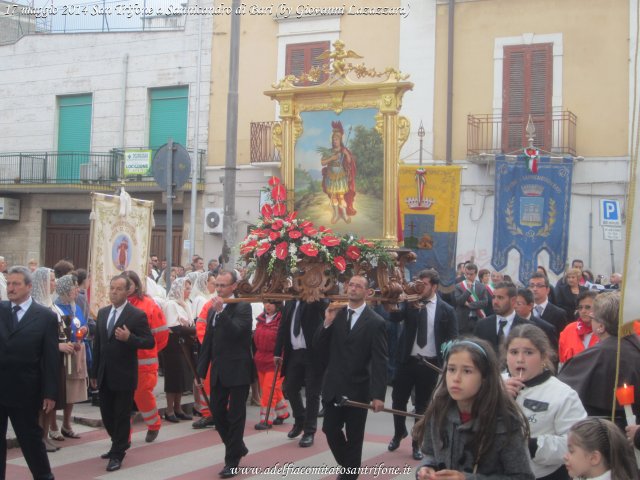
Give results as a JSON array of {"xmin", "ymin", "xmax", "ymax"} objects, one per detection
[{"xmin": 418, "ymin": 120, "xmax": 425, "ymax": 165}]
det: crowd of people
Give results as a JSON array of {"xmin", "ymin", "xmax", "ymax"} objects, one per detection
[{"xmin": 0, "ymin": 253, "xmax": 638, "ymax": 480}]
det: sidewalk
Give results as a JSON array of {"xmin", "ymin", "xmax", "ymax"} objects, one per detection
[{"xmin": 6, "ymin": 375, "xmax": 195, "ymax": 449}]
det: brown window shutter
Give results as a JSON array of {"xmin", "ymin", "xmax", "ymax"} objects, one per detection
[
  {"xmin": 285, "ymin": 41, "xmax": 330, "ymax": 85},
  {"xmin": 502, "ymin": 43, "xmax": 552, "ymax": 153}
]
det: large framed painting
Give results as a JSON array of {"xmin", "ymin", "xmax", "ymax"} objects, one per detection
[{"xmin": 265, "ymin": 40, "xmax": 413, "ymax": 243}]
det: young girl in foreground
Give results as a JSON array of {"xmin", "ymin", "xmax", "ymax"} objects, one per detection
[
  {"xmin": 564, "ymin": 418, "xmax": 637, "ymax": 480},
  {"xmin": 415, "ymin": 338, "xmax": 534, "ymax": 480},
  {"xmin": 504, "ymin": 324, "xmax": 587, "ymax": 479}
]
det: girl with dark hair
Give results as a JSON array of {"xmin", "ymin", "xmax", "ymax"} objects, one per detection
[
  {"xmin": 414, "ymin": 337, "xmax": 534, "ymax": 479},
  {"xmin": 564, "ymin": 418, "xmax": 637, "ymax": 480},
  {"xmin": 503, "ymin": 324, "xmax": 586, "ymax": 479}
]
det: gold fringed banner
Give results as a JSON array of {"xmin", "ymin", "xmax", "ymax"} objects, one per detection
[{"xmin": 88, "ymin": 190, "xmax": 154, "ymax": 318}]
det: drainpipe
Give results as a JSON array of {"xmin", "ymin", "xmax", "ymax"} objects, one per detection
[{"xmin": 445, "ymin": 0, "xmax": 455, "ymax": 165}]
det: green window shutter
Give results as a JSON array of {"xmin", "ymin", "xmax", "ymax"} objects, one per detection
[
  {"xmin": 149, "ymin": 86, "xmax": 189, "ymax": 151},
  {"xmin": 57, "ymin": 94, "xmax": 92, "ymax": 181}
]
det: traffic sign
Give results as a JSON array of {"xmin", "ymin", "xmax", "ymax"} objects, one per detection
[
  {"xmin": 600, "ymin": 199, "xmax": 622, "ymax": 226},
  {"xmin": 603, "ymin": 226, "xmax": 623, "ymax": 241},
  {"xmin": 152, "ymin": 143, "xmax": 191, "ymax": 190}
]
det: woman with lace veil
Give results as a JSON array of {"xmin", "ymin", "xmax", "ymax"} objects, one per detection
[
  {"xmin": 31, "ymin": 267, "xmax": 73, "ymax": 452},
  {"xmin": 50, "ymin": 274, "xmax": 89, "ymax": 442},
  {"xmin": 162, "ymin": 277, "xmax": 195, "ymax": 422}
]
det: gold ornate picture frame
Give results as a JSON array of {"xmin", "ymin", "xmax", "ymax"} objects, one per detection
[{"xmin": 265, "ymin": 40, "xmax": 413, "ymax": 244}]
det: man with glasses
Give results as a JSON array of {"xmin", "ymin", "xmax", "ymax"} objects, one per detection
[
  {"xmin": 528, "ymin": 271, "xmax": 567, "ymax": 337},
  {"xmin": 514, "ymin": 288, "xmax": 558, "ymax": 350},
  {"xmin": 453, "ymin": 263, "xmax": 489, "ymax": 334},
  {"xmin": 197, "ymin": 270, "xmax": 253, "ymax": 479},
  {"xmin": 558, "ymin": 290, "xmax": 599, "ymax": 365}
]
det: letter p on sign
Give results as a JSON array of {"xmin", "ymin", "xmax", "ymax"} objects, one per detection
[{"xmin": 600, "ymin": 199, "xmax": 621, "ymax": 226}]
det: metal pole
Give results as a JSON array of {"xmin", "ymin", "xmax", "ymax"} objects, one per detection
[
  {"xmin": 445, "ymin": 0, "xmax": 455, "ymax": 165},
  {"xmin": 609, "ymin": 240, "xmax": 615, "ymax": 274},
  {"xmin": 165, "ymin": 139, "xmax": 174, "ymax": 294},
  {"xmin": 223, "ymin": 0, "xmax": 241, "ymax": 267},
  {"xmin": 588, "ymin": 212, "xmax": 593, "ymax": 269},
  {"xmin": 189, "ymin": 15, "xmax": 203, "ymax": 261}
]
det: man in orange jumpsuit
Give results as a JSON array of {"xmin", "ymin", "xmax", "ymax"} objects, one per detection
[
  {"xmin": 192, "ymin": 297, "xmax": 215, "ymax": 428},
  {"xmin": 124, "ymin": 271, "xmax": 169, "ymax": 443}
]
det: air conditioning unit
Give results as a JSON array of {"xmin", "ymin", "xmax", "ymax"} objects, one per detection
[
  {"xmin": 80, "ymin": 163, "xmax": 100, "ymax": 182},
  {"xmin": 204, "ymin": 208, "xmax": 223, "ymax": 234}
]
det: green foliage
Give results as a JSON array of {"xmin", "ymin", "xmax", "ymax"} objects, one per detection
[{"xmin": 348, "ymin": 126, "xmax": 383, "ymax": 197}]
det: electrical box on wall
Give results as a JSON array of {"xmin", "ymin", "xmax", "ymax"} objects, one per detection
[
  {"xmin": 0, "ymin": 197, "xmax": 20, "ymax": 220},
  {"xmin": 204, "ymin": 208, "xmax": 223, "ymax": 234}
]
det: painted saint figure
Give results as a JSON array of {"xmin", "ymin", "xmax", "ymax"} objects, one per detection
[
  {"xmin": 117, "ymin": 237, "xmax": 129, "ymax": 271},
  {"xmin": 320, "ymin": 121, "xmax": 357, "ymax": 224}
]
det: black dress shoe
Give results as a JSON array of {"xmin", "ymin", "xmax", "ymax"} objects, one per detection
[
  {"xmin": 299, "ymin": 433, "xmax": 314, "ymax": 447},
  {"xmin": 387, "ymin": 431, "xmax": 408, "ymax": 451},
  {"xmin": 100, "ymin": 452, "xmax": 112, "ymax": 459},
  {"xmin": 219, "ymin": 465, "xmax": 237, "ymax": 478},
  {"xmin": 192, "ymin": 416, "xmax": 215, "ymax": 429},
  {"xmin": 412, "ymin": 441, "xmax": 424, "ymax": 460},
  {"xmin": 163, "ymin": 413, "xmax": 180, "ymax": 423},
  {"xmin": 145, "ymin": 429, "xmax": 159, "ymax": 443},
  {"xmin": 106, "ymin": 458, "xmax": 122, "ymax": 472},
  {"xmin": 175, "ymin": 411, "xmax": 193, "ymax": 421},
  {"xmin": 254, "ymin": 421, "xmax": 272, "ymax": 430},
  {"xmin": 287, "ymin": 424, "xmax": 303, "ymax": 439}
]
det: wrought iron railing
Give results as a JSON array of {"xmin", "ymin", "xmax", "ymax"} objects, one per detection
[
  {"xmin": 0, "ymin": 148, "xmax": 206, "ymax": 188},
  {"xmin": 467, "ymin": 110, "xmax": 577, "ymax": 158},
  {"xmin": 250, "ymin": 121, "xmax": 281, "ymax": 164}
]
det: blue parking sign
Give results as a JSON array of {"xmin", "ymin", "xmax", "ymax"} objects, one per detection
[{"xmin": 600, "ymin": 199, "xmax": 621, "ymax": 226}]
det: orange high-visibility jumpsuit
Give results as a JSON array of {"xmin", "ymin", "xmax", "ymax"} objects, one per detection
[
  {"xmin": 131, "ymin": 295, "xmax": 169, "ymax": 432},
  {"xmin": 196, "ymin": 299, "xmax": 213, "ymax": 417}
]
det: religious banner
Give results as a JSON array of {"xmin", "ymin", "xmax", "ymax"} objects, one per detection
[
  {"xmin": 492, "ymin": 155, "xmax": 573, "ymax": 284},
  {"xmin": 398, "ymin": 165, "xmax": 462, "ymax": 288},
  {"xmin": 88, "ymin": 189, "xmax": 154, "ymax": 317}
]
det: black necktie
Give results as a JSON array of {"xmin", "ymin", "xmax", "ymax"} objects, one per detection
[
  {"xmin": 417, "ymin": 302, "xmax": 428, "ymax": 348},
  {"xmin": 497, "ymin": 319, "xmax": 507, "ymax": 344},
  {"xmin": 293, "ymin": 302, "xmax": 302, "ymax": 337},
  {"xmin": 11, "ymin": 305, "xmax": 20, "ymax": 331},
  {"xmin": 347, "ymin": 309, "xmax": 355, "ymax": 333}
]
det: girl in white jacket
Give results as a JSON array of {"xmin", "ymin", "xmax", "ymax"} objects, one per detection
[{"xmin": 504, "ymin": 324, "xmax": 587, "ymax": 480}]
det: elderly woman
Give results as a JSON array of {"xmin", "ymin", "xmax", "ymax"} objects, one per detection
[
  {"xmin": 558, "ymin": 290, "xmax": 600, "ymax": 366},
  {"xmin": 162, "ymin": 277, "xmax": 195, "ymax": 422},
  {"xmin": 554, "ymin": 268, "xmax": 588, "ymax": 322},
  {"xmin": 558, "ymin": 292, "xmax": 640, "ymax": 426},
  {"xmin": 50, "ymin": 274, "xmax": 89, "ymax": 440},
  {"xmin": 31, "ymin": 267, "xmax": 71, "ymax": 452}
]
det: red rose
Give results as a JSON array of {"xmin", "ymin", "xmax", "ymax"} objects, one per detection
[
  {"xmin": 256, "ymin": 242, "xmax": 271, "ymax": 257},
  {"xmin": 346, "ymin": 245, "xmax": 361, "ymax": 260},
  {"xmin": 333, "ymin": 256, "xmax": 346, "ymax": 272},
  {"xmin": 271, "ymin": 219, "xmax": 284, "ymax": 230},
  {"xmin": 320, "ymin": 236, "xmax": 340, "ymax": 247},
  {"xmin": 275, "ymin": 241, "xmax": 288, "ymax": 260},
  {"xmin": 303, "ymin": 226, "xmax": 318, "ymax": 236},
  {"xmin": 268, "ymin": 176, "xmax": 281, "ymax": 186},
  {"xmin": 261, "ymin": 203, "xmax": 273, "ymax": 220},
  {"xmin": 288, "ymin": 230, "xmax": 302, "ymax": 239},
  {"xmin": 300, "ymin": 243, "xmax": 319, "ymax": 257},
  {"xmin": 269, "ymin": 231, "xmax": 281, "ymax": 241},
  {"xmin": 272, "ymin": 184, "xmax": 286, "ymax": 202},
  {"xmin": 272, "ymin": 202, "xmax": 286, "ymax": 217}
]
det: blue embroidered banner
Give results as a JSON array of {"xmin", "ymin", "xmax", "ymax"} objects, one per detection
[{"xmin": 492, "ymin": 155, "xmax": 573, "ymax": 284}]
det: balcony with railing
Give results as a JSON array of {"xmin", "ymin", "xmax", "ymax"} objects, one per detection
[
  {"xmin": 250, "ymin": 121, "xmax": 281, "ymax": 164},
  {"xmin": 0, "ymin": 148, "xmax": 206, "ymax": 192},
  {"xmin": 467, "ymin": 110, "xmax": 577, "ymax": 160}
]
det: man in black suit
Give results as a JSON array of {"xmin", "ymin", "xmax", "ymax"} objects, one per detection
[
  {"xmin": 514, "ymin": 288, "xmax": 558, "ymax": 350},
  {"xmin": 0, "ymin": 266, "xmax": 58, "ymax": 480},
  {"xmin": 453, "ymin": 263, "xmax": 489, "ymax": 334},
  {"xmin": 196, "ymin": 270, "xmax": 253, "ymax": 479},
  {"xmin": 474, "ymin": 281, "xmax": 526, "ymax": 352},
  {"xmin": 387, "ymin": 269, "xmax": 457, "ymax": 460},
  {"xmin": 90, "ymin": 275, "xmax": 154, "ymax": 472},
  {"xmin": 528, "ymin": 272, "xmax": 567, "ymax": 337},
  {"xmin": 314, "ymin": 275, "xmax": 387, "ymax": 480},
  {"xmin": 273, "ymin": 299, "xmax": 326, "ymax": 447}
]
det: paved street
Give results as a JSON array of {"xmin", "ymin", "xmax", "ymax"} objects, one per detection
[{"xmin": 6, "ymin": 389, "xmax": 421, "ymax": 479}]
